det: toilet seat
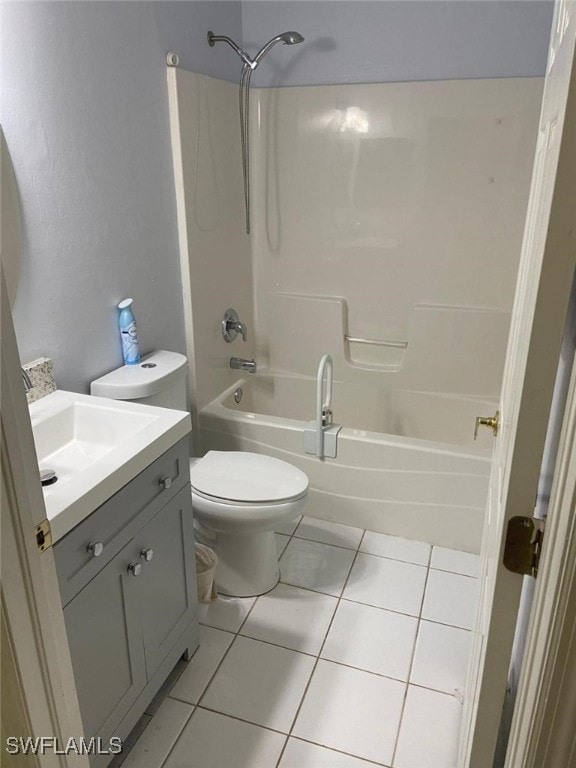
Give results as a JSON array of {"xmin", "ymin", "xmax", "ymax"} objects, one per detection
[{"xmin": 189, "ymin": 451, "xmax": 308, "ymax": 505}]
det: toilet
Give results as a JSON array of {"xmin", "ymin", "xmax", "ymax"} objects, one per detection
[{"xmin": 91, "ymin": 350, "xmax": 309, "ymax": 597}]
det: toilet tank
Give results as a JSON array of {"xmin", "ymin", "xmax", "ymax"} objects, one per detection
[{"xmin": 90, "ymin": 350, "xmax": 188, "ymax": 410}]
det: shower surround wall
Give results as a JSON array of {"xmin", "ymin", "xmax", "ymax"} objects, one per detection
[
  {"xmin": 168, "ymin": 70, "xmax": 542, "ymax": 545},
  {"xmin": 170, "ymin": 70, "xmax": 542, "ymax": 428},
  {"xmin": 250, "ymin": 78, "xmax": 543, "ymax": 401},
  {"xmin": 168, "ymin": 68, "xmax": 255, "ymax": 425}
]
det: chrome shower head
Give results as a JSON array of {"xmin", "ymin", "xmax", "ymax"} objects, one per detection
[
  {"xmin": 280, "ymin": 31, "xmax": 305, "ymax": 45},
  {"xmin": 253, "ymin": 30, "xmax": 304, "ymax": 66}
]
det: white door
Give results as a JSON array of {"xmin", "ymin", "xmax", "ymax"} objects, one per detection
[{"xmin": 460, "ymin": 3, "xmax": 576, "ymax": 766}]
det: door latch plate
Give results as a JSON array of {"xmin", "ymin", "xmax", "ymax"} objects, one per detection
[{"xmin": 36, "ymin": 519, "xmax": 52, "ymax": 553}]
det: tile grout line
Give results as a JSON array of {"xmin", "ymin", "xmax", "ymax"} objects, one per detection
[
  {"xmin": 273, "ymin": 529, "xmax": 367, "ymax": 768},
  {"xmin": 288, "ymin": 735, "xmax": 391, "ymax": 767},
  {"xmin": 390, "ymin": 552, "xmax": 433, "ymax": 767},
  {"xmin": 157, "ymin": 704, "xmax": 196, "ymax": 768},
  {"xmin": 194, "ymin": 592, "xmax": 262, "ymax": 712}
]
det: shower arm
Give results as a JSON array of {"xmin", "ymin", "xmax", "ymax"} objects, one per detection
[{"xmin": 207, "ymin": 32, "xmax": 256, "ymax": 69}]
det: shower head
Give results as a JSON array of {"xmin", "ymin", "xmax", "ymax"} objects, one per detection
[
  {"xmin": 253, "ymin": 31, "xmax": 305, "ymax": 67},
  {"xmin": 280, "ymin": 31, "xmax": 305, "ymax": 45},
  {"xmin": 207, "ymin": 28, "xmax": 304, "ymax": 233},
  {"xmin": 207, "ymin": 30, "xmax": 304, "ymax": 70}
]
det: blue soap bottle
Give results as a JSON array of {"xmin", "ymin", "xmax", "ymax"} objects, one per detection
[{"xmin": 118, "ymin": 298, "xmax": 140, "ymax": 365}]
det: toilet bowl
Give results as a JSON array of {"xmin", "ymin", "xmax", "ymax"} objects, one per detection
[
  {"xmin": 90, "ymin": 352, "xmax": 309, "ymax": 598},
  {"xmin": 190, "ymin": 451, "xmax": 309, "ymax": 597}
]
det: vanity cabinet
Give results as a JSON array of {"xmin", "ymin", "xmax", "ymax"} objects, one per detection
[{"xmin": 53, "ymin": 438, "xmax": 199, "ymax": 766}]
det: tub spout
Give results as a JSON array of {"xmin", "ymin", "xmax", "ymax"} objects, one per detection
[{"xmin": 230, "ymin": 357, "xmax": 256, "ymax": 374}]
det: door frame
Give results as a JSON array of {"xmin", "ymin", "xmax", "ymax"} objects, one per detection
[
  {"xmin": 504, "ymin": 42, "xmax": 576, "ymax": 765},
  {"xmin": 1, "ymin": 268, "xmax": 89, "ymax": 768},
  {"xmin": 506, "ymin": 327, "xmax": 576, "ymax": 766}
]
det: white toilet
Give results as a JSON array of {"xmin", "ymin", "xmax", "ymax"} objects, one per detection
[{"xmin": 91, "ymin": 350, "xmax": 309, "ymax": 597}]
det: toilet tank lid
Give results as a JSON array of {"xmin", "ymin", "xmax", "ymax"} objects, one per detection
[{"xmin": 90, "ymin": 350, "xmax": 187, "ymax": 400}]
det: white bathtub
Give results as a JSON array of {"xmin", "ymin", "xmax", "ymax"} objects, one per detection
[{"xmin": 199, "ymin": 374, "xmax": 493, "ymax": 552}]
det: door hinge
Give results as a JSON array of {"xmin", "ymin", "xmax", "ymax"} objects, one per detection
[
  {"xmin": 503, "ymin": 516, "xmax": 544, "ymax": 577},
  {"xmin": 36, "ymin": 519, "xmax": 52, "ymax": 553}
]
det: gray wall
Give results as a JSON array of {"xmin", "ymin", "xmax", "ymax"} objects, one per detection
[
  {"xmin": 242, "ymin": 1, "xmax": 553, "ymax": 87},
  {"xmin": 1, "ymin": 1, "xmax": 242, "ymax": 393}
]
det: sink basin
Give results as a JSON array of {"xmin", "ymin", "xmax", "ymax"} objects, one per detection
[{"xmin": 29, "ymin": 390, "xmax": 191, "ymax": 542}]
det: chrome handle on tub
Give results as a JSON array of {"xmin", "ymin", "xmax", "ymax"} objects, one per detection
[
  {"xmin": 87, "ymin": 541, "xmax": 104, "ymax": 557},
  {"xmin": 159, "ymin": 476, "xmax": 172, "ymax": 490}
]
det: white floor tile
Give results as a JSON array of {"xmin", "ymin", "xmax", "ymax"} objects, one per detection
[
  {"xmin": 276, "ymin": 515, "xmax": 302, "ymax": 535},
  {"xmin": 241, "ymin": 583, "xmax": 338, "ymax": 655},
  {"xmin": 422, "ymin": 570, "xmax": 480, "ymax": 630},
  {"xmin": 164, "ymin": 708, "xmax": 286, "ymax": 768},
  {"xmin": 276, "ymin": 533, "xmax": 291, "ymax": 557},
  {"xmin": 120, "ymin": 698, "xmax": 193, "ymax": 768},
  {"xmin": 321, "ymin": 601, "xmax": 418, "ymax": 681},
  {"xmin": 279, "ymin": 738, "xmax": 378, "ymax": 768},
  {"xmin": 280, "ymin": 538, "xmax": 356, "ymax": 597},
  {"xmin": 343, "ymin": 554, "xmax": 427, "ymax": 616},
  {"xmin": 294, "ymin": 517, "xmax": 364, "ymax": 550},
  {"xmin": 361, "ymin": 531, "xmax": 431, "ymax": 566},
  {"xmin": 393, "ymin": 686, "xmax": 462, "ymax": 768},
  {"xmin": 201, "ymin": 636, "xmax": 315, "ymax": 732},
  {"xmin": 109, "ymin": 714, "xmax": 151, "ymax": 768},
  {"xmin": 431, "ymin": 546, "xmax": 481, "ymax": 577},
  {"xmin": 293, "ymin": 660, "xmax": 405, "ymax": 765},
  {"xmin": 169, "ymin": 626, "xmax": 233, "ymax": 704},
  {"xmin": 410, "ymin": 620, "xmax": 472, "ymax": 695},
  {"xmin": 201, "ymin": 594, "xmax": 256, "ymax": 633}
]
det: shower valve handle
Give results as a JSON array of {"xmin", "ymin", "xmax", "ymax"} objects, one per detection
[{"xmin": 222, "ymin": 309, "xmax": 247, "ymax": 342}]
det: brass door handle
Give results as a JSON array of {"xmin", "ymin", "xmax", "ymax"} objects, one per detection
[{"xmin": 474, "ymin": 410, "xmax": 500, "ymax": 440}]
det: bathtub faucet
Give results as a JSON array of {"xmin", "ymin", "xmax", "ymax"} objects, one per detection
[{"xmin": 230, "ymin": 357, "xmax": 256, "ymax": 374}]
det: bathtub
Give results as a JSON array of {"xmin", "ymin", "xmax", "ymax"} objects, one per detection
[{"xmin": 199, "ymin": 374, "xmax": 494, "ymax": 553}]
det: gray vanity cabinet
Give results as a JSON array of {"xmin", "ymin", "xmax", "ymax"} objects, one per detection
[
  {"xmin": 62, "ymin": 539, "xmax": 147, "ymax": 742},
  {"xmin": 54, "ymin": 438, "xmax": 199, "ymax": 765},
  {"xmin": 134, "ymin": 485, "xmax": 197, "ymax": 676}
]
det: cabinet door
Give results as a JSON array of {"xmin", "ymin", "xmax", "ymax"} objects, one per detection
[
  {"xmin": 137, "ymin": 485, "xmax": 197, "ymax": 677},
  {"xmin": 63, "ymin": 540, "xmax": 146, "ymax": 741}
]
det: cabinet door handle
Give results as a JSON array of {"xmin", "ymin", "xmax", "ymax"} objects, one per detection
[
  {"xmin": 140, "ymin": 548, "xmax": 154, "ymax": 562},
  {"xmin": 87, "ymin": 541, "xmax": 104, "ymax": 557},
  {"xmin": 159, "ymin": 476, "xmax": 172, "ymax": 490},
  {"xmin": 127, "ymin": 562, "xmax": 142, "ymax": 577}
]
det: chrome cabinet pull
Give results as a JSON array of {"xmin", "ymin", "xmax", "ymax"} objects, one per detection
[
  {"xmin": 127, "ymin": 562, "xmax": 142, "ymax": 577},
  {"xmin": 87, "ymin": 541, "xmax": 104, "ymax": 557},
  {"xmin": 159, "ymin": 476, "xmax": 172, "ymax": 490},
  {"xmin": 140, "ymin": 548, "xmax": 154, "ymax": 562}
]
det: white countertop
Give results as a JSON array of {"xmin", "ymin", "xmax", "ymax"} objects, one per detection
[{"xmin": 29, "ymin": 390, "xmax": 191, "ymax": 543}]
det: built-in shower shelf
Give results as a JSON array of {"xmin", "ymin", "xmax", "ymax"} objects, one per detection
[{"xmin": 344, "ymin": 334, "xmax": 407, "ymax": 370}]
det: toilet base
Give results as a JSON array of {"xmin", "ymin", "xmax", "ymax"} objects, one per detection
[{"xmin": 213, "ymin": 529, "xmax": 280, "ymax": 597}]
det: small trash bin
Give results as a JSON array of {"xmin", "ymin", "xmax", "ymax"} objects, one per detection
[{"xmin": 195, "ymin": 543, "xmax": 218, "ymax": 611}]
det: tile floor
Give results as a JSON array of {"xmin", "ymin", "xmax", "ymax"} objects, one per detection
[{"xmin": 111, "ymin": 516, "xmax": 480, "ymax": 768}]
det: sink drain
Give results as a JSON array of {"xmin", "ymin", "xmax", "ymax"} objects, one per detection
[{"xmin": 40, "ymin": 468, "xmax": 58, "ymax": 486}]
